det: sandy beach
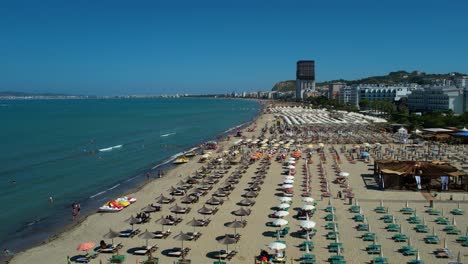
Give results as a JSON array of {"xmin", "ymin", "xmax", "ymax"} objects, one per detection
[{"xmin": 10, "ymin": 108, "xmax": 468, "ymax": 264}]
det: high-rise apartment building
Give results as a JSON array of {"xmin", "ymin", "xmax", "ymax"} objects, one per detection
[{"xmin": 296, "ymin": 60, "xmax": 315, "ymax": 100}]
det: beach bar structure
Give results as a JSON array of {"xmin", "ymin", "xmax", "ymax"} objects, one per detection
[{"xmin": 374, "ymin": 160, "xmax": 467, "ymax": 191}]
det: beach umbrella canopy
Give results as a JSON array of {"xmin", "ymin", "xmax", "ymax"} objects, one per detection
[
  {"xmin": 206, "ymin": 196, "xmax": 222, "ymax": 205},
  {"xmin": 283, "ymin": 176, "xmax": 295, "ymax": 180},
  {"xmin": 267, "ymin": 242, "xmax": 286, "ymax": 250},
  {"xmin": 180, "ymin": 195, "xmax": 195, "ymax": 204},
  {"xmin": 339, "ymin": 172, "xmax": 349, "ymax": 177},
  {"xmin": 103, "ymin": 229, "xmax": 120, "ymax": 245},
  {"xmin": 272, "ymin": 219, "xmax": 288, "ymax": 227},
  {"xmin": 301, "ymin": 204, "xmax": 315, "ymax": 211},
  {"xmin": 288, "ymin": 160, "xmax": 295, "ymax": 164},
  {"xmin": 287, "ymin": 165, "xmax": 295, "ymax": 169},
  {"xmin": 226, "ymin": 219, "xmax": 245, "ymax": 235},
  {"xmin": 139, "ymin": 229, "xmax": 156, "ymax": 247},
  {"xmin": 239, "ymin": 198, "xmax": 255, "ymax": 206},
  {"xmin": 125, "ymin": 215, "xmax": 140, "ymax": 227},
  {"xmin": 226, "ymin": 219, "xmax": 245, "ymax": 229},
  {"xmin": 186, "ymin": 217, "xmax": 204, "ymax": 233},
  {"xmin": 302, "ymin": 197, "xmax": 314, "ymax": 203},
  {"xmin": 155, "ymin": 216, "xmax": 172, "ymax": 231},
  {"xmin": 198, "ymin": 205, "xmax": 214, "ymax": 214},
  {"xmin": 300, "ymin": 220, "xmax": 316, "ymax": 230},
  {"xmin": 232, "ymin": 208, "xmax": 251, "ymax": 217},
  {"xmin": 173, "ymin": 231, "xmax": 192, "ymax": 251},
  {"xmin": 282, "ymin": 184, "xmax": 293, "ymax": 189},
  {"xmin": 279, "ymin": 197, "xmax": 292, "ymax": 203},
  {"xmin": 142, "ymin": 204, "xmax": 158, "ymax": 213},
  {"xmin": 216, "ymin": 234, "xmax": 238, "ymax": 253},
  {"xmin": 277, "ymin": 203, "xmax": 291, "ymax": 209},
  {"xmin": 244, "ymin": 191, "xmax": 258, "ymax": 198},
  {"xmin": 155, "ymin": 194, "xmax": 171, "ymax": 203},
  {"xmin": 274, "ymin": 211, "xmax": 289, "ymax": 218},
  {"xmin": 283, "ymin": 179, "xmax": 294, "ymax": 184},
  {"xmin": 77, "ymin": 242, "xmax": 95, "ymax": 252},
  {"xmin": 170, "ymin": 204, "xmax": 186, "ymax": 213}
]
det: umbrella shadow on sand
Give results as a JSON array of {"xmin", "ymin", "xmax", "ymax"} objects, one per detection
[
  {"xmin": 206, "ymin": 251, "xmax": 224, "ymax": 260},
  {"xmin": 70, "ymin": 255, "xmax": 88, "ymax": 262},
  {"xmin": 262, "ymin": 231, "xmax": 277, "ymax": 238},
  {"xmin": 126, "ymin": 247, "xmax": 146, "ymax": 254},
  {"xmin": 274, "ymin": 193, "xmax": 284, "ymax": 197}
]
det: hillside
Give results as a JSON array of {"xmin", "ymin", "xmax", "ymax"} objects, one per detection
[
  {"xmin": 272, "ymin": 80, "xmax": 295, "ymax": 92},
  {"xmin": 272, "ymin": 71, "xmax": 467, "ymax": 91},
  {"xmin": 317, "ymin": 70, "xmax": 466, "ymax": 86}
]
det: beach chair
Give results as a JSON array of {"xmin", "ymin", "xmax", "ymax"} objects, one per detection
[
  {"xmin": 325, "ymin": 222, "xmax": 338, "ymax": 230},
  {"xmin": 75, "ymin": 252, "xmax": 99, "ymax": 263},
  {"xmin": 386, "ymin": 224, "xmax": 400, "ymax": 232},
  {"xmin": 393, "ymin": 233, "xmax": 408, "ymax": 242},
  {"xmin": 362, "ymin": 232, "xmax": 376, "ymax": 241},
  {"xmin": 353, "ymin": 214, "xmax": 365, "ymax": 222},
  {"xmin": 349, "ymin": 205, "xmax": 360, "ymax": 213},
  {"xmin": 381, "ymin": 215, "xmax": 393, "ymax": 223},
  {"xmin": 450, "ymin": 208, "xmax": 464, "ymax": 215},
  {"xmin": 414, "ymin": 224, "xmax": 429, "ymax": 233},
  {"xmin": 119, "ymin": 228, "xmax": 140, "ymax": 238},
  {"xmin": 326, "ymin": 232, "xmax": 339, "ymax": 240},
  {"xmin": 299, "ymin": 241, "xmax": 314, "ymax": 251},
  {"xmin": 328, "ymin": 255, "xmax": 346, "ymax": 264},
  {"xmin": 99, "ymin": 243, "xmax": 123, "ymax": 253},
  {"xmin": 356, "ymin": 223, "xmax": 369, "ymax": 231},
  {"xmin": 374, "ymin": 206, "xmax": 388, "ymax": 214},
  {"xmin": 425, "ymin": 208, "xmax": 440, "ymax": 215},
  {"xmin": 133, "ymin": 244, "xmax": 157, "ymax": 255},
  {"xmin": 372, "ymin": 257, "xmax": 388, "ymax": 264},
  {"xmin": 301, "ymin": 253, "xmax": 316, "ymax": 264},
  {"xmin": 366, "ymin": 244, "xmax": 381, "ymax": 254}
]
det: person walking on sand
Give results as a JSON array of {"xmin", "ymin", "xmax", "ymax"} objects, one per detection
[
  {"xmin": 77, "ymin": 202, "xmax": 81, "ymax": 218},
  {"xmin": 71, "ymin": 202, "xmax": 77, "ymax": 221}
]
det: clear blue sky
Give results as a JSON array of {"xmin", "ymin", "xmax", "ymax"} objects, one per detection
[{"xmin": 1, "ymin": 0, "xmax": 467, "ymax": 95}]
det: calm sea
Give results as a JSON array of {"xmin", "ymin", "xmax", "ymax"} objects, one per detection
[{"xmin": 0, "ymin": 98, "xmax": 259, "ymax": 254}]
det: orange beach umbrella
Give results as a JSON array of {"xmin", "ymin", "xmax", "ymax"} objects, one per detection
[{"xmin": 76, "ymin": 242, "xmax": 95, "ymax": 252}]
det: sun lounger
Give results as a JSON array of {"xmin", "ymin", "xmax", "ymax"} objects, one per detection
[
  {"xmin": 134, "ymin": 245, "xmax": 158, "ymax": 255},
  {"xmin": 120, "ymin": 228, "xmax": 140, "ymax": 238},
  {"xmin": 75, "ymin": 252, "xmax": 98, "ymax": 263},
  {"xmin": 167, "ymin": 247, "xmax": 191, "ymax": 257},
  {"xmin": 98, "ymin": 243, "xmax": 123, "ymax": 253},
  {"xmin": 153, "ymin": 229, "xmax": 171, "ymax": 239}
]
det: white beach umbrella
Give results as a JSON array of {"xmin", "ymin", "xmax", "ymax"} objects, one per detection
[
  {"xmin": 300, "ymin": 220, "xmax": 317, "ymax": 230},
  {"xmin": 272, "ymin": 219, "xmax": 288, "ymax": 227},
  {"xmin": 274, "ymin": 211, "xmax": 290, "ymax": 218},
  {"xmin": 339, "ymin": 172, "xmax": 349, "ymax": 177},
  {"xmin": 288, "ymin": 157, "xmax": 295, "ymax": 161},
  {"xmin": 288, "ymin": 160, "xmax": 295, "ymax": 164},
  {"xmin": 302, "ymin": 197, "xmax": 315, "ymax": 203},
  {"xmin": 267, "ymin": 242, "xmax": 286, "ymax": 250},
  {"xmin": 283, "ymin": 176, "xmax": 295, "ymax": 180},
  {"xmin": 301, "ymin": 205, "xmax": 315, "ymax": 211},
  {"xmin": 287, "ymin": 165, "xmax": 295, "ymax": 169},
  {"xmin": 279, "ymin": 197, "xmax": 292, "ymax": 203},
  {"xmin": 282, "ymin": 184, "xmax": 293, "ymax": 189},
  {"xmin": 277, "ymin": 203, "xmax": 291, "ymax": 209},
  {"xmin": 283, "ymin": 179, "xmax": 294, "ymax": 184}
]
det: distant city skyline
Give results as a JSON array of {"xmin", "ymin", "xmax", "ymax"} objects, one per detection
[{"xmin": 1, "ymin": 0, "xmax": 467, "ymax": 96}]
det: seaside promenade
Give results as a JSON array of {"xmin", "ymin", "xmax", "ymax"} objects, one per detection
[{"xmin": 10, "ymin": 109, "xmax": 467, "ymax": 264}]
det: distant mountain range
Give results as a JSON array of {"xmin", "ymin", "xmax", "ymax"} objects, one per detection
[{"xmin": 272, "ymin": 70, "xmax": 467, "ymax": 91}]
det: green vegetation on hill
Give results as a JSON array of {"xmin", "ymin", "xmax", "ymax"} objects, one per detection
[
  {"xmin": 317, "ymin": 70, "xmax": 466, "ymax": 86},
  {"xmin": 272, "ymin": 80, "xmax": 295, "ymax": 92}
]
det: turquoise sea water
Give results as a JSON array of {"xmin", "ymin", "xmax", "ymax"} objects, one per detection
[{"xmin": 0, "ymin": 98, "xmax": 259, "ymax": 254}]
